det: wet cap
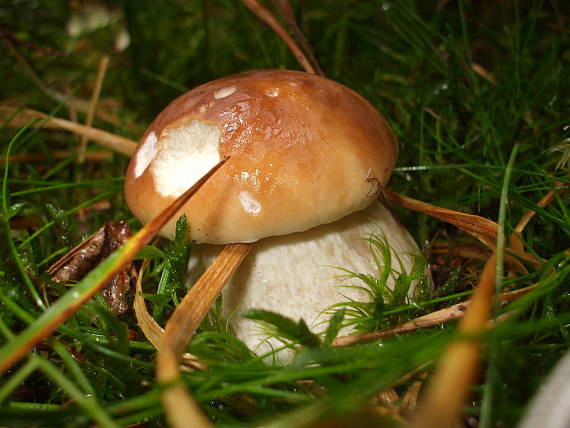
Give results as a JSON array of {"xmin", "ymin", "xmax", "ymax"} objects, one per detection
[{"xmin": 125, "ymin": 69, "xmax": 399, "ymax": 243}]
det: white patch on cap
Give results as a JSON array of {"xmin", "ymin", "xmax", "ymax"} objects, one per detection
[
  {"xmin": 238, "ymin": 191, "xmax": 261, "ymax": 215},
  {"xmin": 266, "ymin": 88, "xmax": 279, "ymax": 97},
  {"xmin": 214, "ymin": 86, "xmax": 236, "ymax": 99},
  {"xmin": 151, "ymin": 120, "xmax": 220, "ymax": 198},
  {"xmin": 134, "ymin": 132, "xmax": 157, "ymax": 178}
]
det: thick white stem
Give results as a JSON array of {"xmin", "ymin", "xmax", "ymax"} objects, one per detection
[{"xmin": 187, "ymin": 201, "xmax": 420, "ymax": 358}]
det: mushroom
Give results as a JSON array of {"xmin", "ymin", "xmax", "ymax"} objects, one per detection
[{"xmin": 125, "ymin": 69, "xmax": 419, "ymax": 357}]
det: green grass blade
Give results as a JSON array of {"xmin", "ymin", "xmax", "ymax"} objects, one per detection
[{"xmin": 0, "ymin": 158, "xmax": 228, "ymax": 373}]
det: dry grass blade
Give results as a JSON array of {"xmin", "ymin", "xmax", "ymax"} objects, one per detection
[
  {"xmin": 79, "ymin": 55, "xmax": 110, "ymax": 163},
  {"xmin": 134, "ymin": 259, "xmax": 163, "ymax": 349},
  {"xmin": 383, "ymin": 188, "xmax": 499, "ymax": 246},
  {"xmin": 410, "ymin": 253, "xmax": 498, "ymax": 428},
  {"xmin": 0, "ymin": 159, "xmax": 227, "ymax": 373},
  {"xmin": 157, "ymin": 243, "xmax": 252, "ymax": 428},
  {"xmin": 134, "ymin": 259, "xmax": 205, "ymax": 371},
  {"xmin": 272, "ymin": 0, "xmax": 324, "ymax": 76},
  {"xmin": 0, "ymin": 105, "xmax": 137, "ymax": 156},
  {"xmin": 333, "ymin": 283, "xmax": 535, "ymax": 347},
  {"xmin": 242, "ymin": 0, "xmax": 317, "ymax": 75}
]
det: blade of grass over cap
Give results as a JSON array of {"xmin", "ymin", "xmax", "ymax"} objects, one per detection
[{"xmin": 0, "ymin": 158, "xmax": 228, "ymax": 374}]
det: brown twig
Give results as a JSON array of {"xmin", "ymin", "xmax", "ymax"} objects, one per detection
[
  {"xmin": 0, "ymin": 105, "xmax": 137, "ymax": 157},
  {"xmin": 242, "ymin": 0, "xmax": 317, "ymax": 75},
  {"xmin": 333, "ymin": 284, "xmax": 536, "ymax": 347}
]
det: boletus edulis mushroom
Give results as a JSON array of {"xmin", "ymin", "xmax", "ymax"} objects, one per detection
[{"xmin": 125, "ymin": 69, "xmax": 420, "ymax": 357}]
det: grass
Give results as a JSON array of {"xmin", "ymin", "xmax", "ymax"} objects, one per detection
[{"xmin": 1, "ymin": 1, "xmax": 569, "ymax": 426}]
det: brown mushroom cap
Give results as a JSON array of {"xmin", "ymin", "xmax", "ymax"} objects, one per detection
[{"xmin": 125, "ymin": 69, "xmax": 399, "ymax": 244}]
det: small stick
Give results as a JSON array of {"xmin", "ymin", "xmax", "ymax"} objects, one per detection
[
  {"xmin": 333, "ymin": 283, "xmax": 536, "ymax": 347},
  {"xmin": 157, "ymin": 243, "xmax": 252, "ymax": 428},
  {"xmin": 79, "ymin": 56, "xmax": 110, "ymax": 163},
  {"xmin": 0, "ymin": 106, "xmax": 137, "ymax": 156}
]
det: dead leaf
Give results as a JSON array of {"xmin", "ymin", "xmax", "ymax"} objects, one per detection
[{"xmin": 47, "ymin": 221, "xmax": 133, "ymax": 315}]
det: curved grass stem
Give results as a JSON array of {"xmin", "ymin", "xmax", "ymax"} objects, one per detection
[{"xmin": 157, "ymin": 243, "xmax": 252, "ymax": 428}]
